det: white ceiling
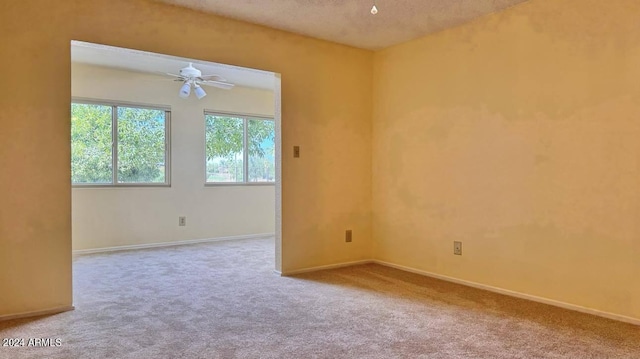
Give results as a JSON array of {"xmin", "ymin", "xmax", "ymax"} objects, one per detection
[
  {"xmin": 71, "ymin": 41, "xmax": 276, "ymax": 90},
  {"xmin": 156, "ymin": 0, "xmax": 529, "ymax": 50}
]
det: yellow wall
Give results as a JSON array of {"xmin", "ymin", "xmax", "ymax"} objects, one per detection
[
  {"xmin": 373, "ymin": 0, "xmax": 640, "ymax": 320},
  {"xmin": 0, "ymin": 0, "xmax": 372, "ymax": 317}
]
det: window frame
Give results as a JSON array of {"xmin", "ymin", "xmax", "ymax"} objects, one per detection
[
  {"xmin": 71, "ymin": 98, "xmax": 172, "ymax": 188},
  {"xmin": 204, "ymin": 110, "xmax": 275, "ymax": 186}
]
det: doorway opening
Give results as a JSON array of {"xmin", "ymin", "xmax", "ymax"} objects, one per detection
[{"xmin": 70, "ymin": 40, "xmax": 282, "ymax": 274}]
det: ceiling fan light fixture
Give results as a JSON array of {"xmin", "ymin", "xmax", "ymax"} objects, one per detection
[
  {"xmin": 167, "ymin": 63, "xmax": 233, "ymax": 99},
  {"xmin": 194, "ymin": 84, "xmax": 207, "ymax": 99},
  {"xmin": 179, "ymin": 82, "xmax": 191, "ymax": 98},
  {"xmin": 371, "ymin": 3, "xmax": 378, "ymax": 15}
]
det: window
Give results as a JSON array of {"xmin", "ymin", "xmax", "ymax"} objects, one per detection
[
  {"xmin": 205, "ymin": 113, "xmax": 275, "ymax": 184},
  {"xmin": 71, "ymin": 100, "xmax": 170, "ymax": 186}
]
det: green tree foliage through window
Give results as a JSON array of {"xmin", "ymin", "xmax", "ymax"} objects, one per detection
[
  {"xmin": 71, "ymin": 103, "xmax": 113, "ymax": 183},
  {"xmin": 248, "ymin": 119, "xmax": 275, "ymax": 182},
  {"xmin": 205, "ymin": 114, "xmax": 275, "ymax": 183},
  {"xmin": 205, "ymin": 116, "xmax": 244, "ymax": 182},
  {"xmin": 117, "ymin": 107, "xmax": 166, "ymax": 183},
  {"xmin": 71, "ymin": 102, "xmax": 169, "ymax": 185}
]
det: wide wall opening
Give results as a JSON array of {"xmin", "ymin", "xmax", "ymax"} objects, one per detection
[{"xmin": 70, "ymin": 40, "xmax": 282, "ymax": 271}]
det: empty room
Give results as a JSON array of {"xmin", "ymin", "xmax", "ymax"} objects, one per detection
[{"xmin": 1, "ymin": 0, "xmax": 639, "ymax": 358}]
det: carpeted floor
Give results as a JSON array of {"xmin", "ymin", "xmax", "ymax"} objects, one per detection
[{"xmin": 1, "ymin": 236, "xmax": 638, "ymax": 358}]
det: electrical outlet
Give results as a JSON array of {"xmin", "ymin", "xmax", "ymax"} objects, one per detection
[
  {"xmin": 345, "ymin": 230, "xmax": 352, "ymax": 243},
  {"xmin": 454, "ymin": 241, "xmax": 462, "ymax": 255},
  {"xmin": 179, "ymin": 216, "xmax": 186, "ymax": 226},
  {"xmin": 293, "ymin": 146, "xmax": 300, "ymax": 158}
]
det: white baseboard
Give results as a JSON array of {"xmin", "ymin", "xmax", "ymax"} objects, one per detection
[
  {"xmin": 73, "ymin": 233, "xmax": 274, "ymax": 255},
  {"xmin": 280, "ymin": 260, "xmax": 373, "ymax": 276},
  {"xmin": 373, "ymin": 260, "xmax": 640, "ymax": 326},
  {"xmin": 0, "ymin": 306, "xmax": 75, "ymax": 322},
  {"xmin": 277, "ymin": 257, "xmax": 639, "ymax": 326}
]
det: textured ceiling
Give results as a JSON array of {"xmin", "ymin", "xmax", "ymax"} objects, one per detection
[{"xmin": 156, "ymin": 0, "xmax": 529, "ymax": 50}]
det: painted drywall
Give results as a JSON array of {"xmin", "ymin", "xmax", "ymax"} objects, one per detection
[
  {"xmin": 0, "ymin": 0, "xmax": 372, "ymax": 317},
  {"xmin": 373, "ymin": 0, "xmax": 640, "ymax": 320},
  {"xmin": 71, "ymin": 63, "xmax": 275, "ymax": 250}
]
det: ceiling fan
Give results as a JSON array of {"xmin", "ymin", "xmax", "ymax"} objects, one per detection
[{"xmin": 165, "ymin": 63, "xmax": 234, "ymax": 99}]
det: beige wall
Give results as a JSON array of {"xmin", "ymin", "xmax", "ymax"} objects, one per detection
[
  {"xmin": 0, "ymin": 0, "xmax": 372, "ymax": 317},
  {"xmin": 373, "ymin": 0, "xmax": 640, "ymax": 320},
  {"xmin": 71, "ymin": 63, "xmax": 275, "ymax": 250}
]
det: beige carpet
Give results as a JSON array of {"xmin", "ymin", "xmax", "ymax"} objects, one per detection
[{"xmin": 1, "ymin": 237, "xmax": 638, "ymax": 359}]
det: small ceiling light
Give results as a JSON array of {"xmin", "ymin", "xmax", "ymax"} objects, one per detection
[
  {"xmin": 371, "ymin": 1, "xmax": 378, "ymax": 15},
  {"xmin": 194, "ymin": 84, "xmax": 207, "ymax": 99},
  {"xmin": 179, "ymin": 82, "xmax": 191, "ymax": 98}
]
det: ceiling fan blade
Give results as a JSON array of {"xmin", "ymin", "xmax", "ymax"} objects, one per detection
[
  {"xmin": 199, "ymin": 81, "xmax": 235, "ymax": 90},
  {"xmin": 199, "ymin": 74, "xmax": 226, "ymax": 81},
  {"xmin": 165, "ymin": 72, "xmax": 183, "ymax": 77}
]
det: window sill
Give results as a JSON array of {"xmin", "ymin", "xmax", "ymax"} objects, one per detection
[
  {"xmin": 72, "ymin": 184, "xmax": 171, "ymax": 188},
  {"xmin": 205, "ymin": 182, "xmax": 275, "ymax": 187}
]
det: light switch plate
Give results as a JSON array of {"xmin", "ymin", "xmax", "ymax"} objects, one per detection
[{"xmin": 454, "ymin": 241, "xmax": 462, "ymax": 255}]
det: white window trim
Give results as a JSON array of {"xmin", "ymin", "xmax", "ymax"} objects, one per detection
[
  {"xmin": 71, "ymin": 98, "xmax": 172, "ymax": 187},
  {"xmin": 204, "ymin": 110, "xmax": 275, "ymax": 187}
]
